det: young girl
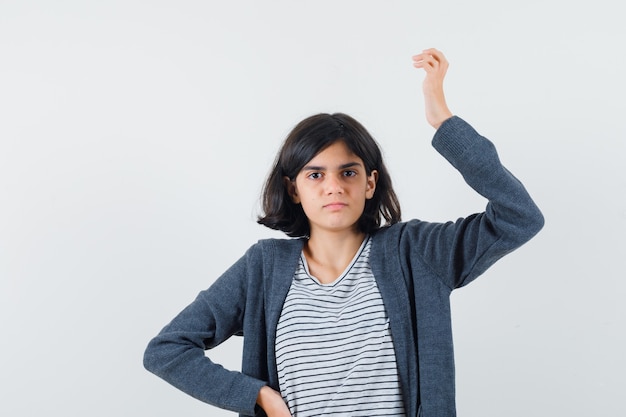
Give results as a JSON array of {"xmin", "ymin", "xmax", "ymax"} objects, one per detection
[{"xmin": 144, "ymin": 49, "xmax": 544, "ymax": 417}]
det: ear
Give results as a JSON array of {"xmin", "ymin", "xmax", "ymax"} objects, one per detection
[
  {"xmin": 365, "ymin": 170, "xmax": 378, "ymax": 200},
  {"xmin": 283, "ymin": 176, "xmax": 301, "ymax": 204}
]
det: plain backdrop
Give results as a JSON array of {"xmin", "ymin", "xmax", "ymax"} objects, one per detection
[{"xmin": 1, "ymin": 1, "xmax": 624, "ymax": 416}]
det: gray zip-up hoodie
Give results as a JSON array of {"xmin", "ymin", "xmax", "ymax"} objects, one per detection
[{"xmin": 144, "ymin": 116, "xmax": 544, "ymax": 417}]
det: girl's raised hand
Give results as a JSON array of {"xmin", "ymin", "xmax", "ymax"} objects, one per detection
[{"xmin": 412, "ymin": 48, "xmax": 453, "ymax": 129}]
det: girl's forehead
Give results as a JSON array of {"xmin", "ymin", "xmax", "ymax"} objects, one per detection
[{"xmin": 305, "ymin": 141, "xmax": 361, "ymax": 165}]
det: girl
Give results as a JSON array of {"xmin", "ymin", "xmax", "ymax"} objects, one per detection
[{"xmin": 144, "ymin": 49, "xmax": 544, "ymax": 417}]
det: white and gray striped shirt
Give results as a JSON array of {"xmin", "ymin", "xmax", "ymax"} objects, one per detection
[{"xmin": 275, "ymin": 237, "xmax": 406, "ymax": 417}]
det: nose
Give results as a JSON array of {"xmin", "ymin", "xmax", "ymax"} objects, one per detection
[{"xmin": 324, "ymin": 173, "xmax": 344, "ymax": 194}]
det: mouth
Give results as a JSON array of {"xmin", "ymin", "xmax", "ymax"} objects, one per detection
[{"xmin": 323, "ymin": 202, "xmax": 347, "ymax": 210}]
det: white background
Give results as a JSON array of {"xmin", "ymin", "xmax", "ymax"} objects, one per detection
[{"xmin": 1, "ymin": 1, "xmax": 624, "ymax": 416}]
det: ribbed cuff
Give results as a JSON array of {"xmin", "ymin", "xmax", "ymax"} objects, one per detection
[{"xmin": 431, "ymin": 116, "xmax": 480, "ymax": 162}]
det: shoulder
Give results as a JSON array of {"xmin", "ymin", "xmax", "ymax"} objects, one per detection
[
  {"xmin": 251, "ymin": 237, "xmax": 305, "ymax": 251},
  {"xmin": 214, "ymin": 238, "xmax": 305, "ymax": 293},
  {"xmin": 372, "ymin": 219, "xmax": 434, "ymax": 237},
  {"xmin": 245, "ymin": 237, "xmax": 305, "ymax": 265},
  {"xmin": 371, "ymin": 219, "xmax": 433, "ymax": 250}
]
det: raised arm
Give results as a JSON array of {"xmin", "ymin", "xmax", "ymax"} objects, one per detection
[{"xmin": 406, "ymin": 48, "xmax": 544, "ymax": 289}]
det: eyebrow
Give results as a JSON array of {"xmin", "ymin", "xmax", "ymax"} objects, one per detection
[{"xmin": 301, "ymin": 162, "xmax": 363, "ymax": 171}]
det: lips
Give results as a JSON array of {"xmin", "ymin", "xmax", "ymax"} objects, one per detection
[{"xmin": 323, "ymin": 202, "xmax": 347, "ymax": 210}]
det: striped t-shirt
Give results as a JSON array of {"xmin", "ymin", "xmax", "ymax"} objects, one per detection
[{"xmin": 275, "ymin": 237, "xmax": 406, "ymax": 416}]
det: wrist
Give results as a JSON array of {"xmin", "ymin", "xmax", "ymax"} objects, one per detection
[
  {"xmin": 256, "ymin": 386, "xmax": 271, "ymax": 407},
  {"xmin": 431, "ymin": 111, "xmax": 453, "ymax": 130},
  {"xmin": 256, "ymin": 386, "xmax": 283, "ymax": 410}
]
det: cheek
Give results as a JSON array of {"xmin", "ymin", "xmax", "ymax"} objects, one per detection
[{"xmin": 295, "ymin": 189, "xmax": 318, "ymax": 209}]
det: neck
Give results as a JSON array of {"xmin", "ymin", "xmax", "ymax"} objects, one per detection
[{"xmin": 303, "ymin": 229, "xmax": 366, "ymax": 283}]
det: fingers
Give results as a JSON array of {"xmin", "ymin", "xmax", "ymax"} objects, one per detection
[{"xmin": 412, "ymin": 48, "xmax": 448, "ymax": 72}]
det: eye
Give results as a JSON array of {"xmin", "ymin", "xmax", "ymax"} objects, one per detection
[
  {"xmin": 307, "ymin": 172, "xmax": 323, "ymax": 180},
  {"xmin": 343, "ymin": 170, "xmax": 357, "ymax": 177}
]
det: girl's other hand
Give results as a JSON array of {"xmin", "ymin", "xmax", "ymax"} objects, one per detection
[
  {"xmin": 256, "ymin": 386, "xmax": 292, "ymax": 417},
  {"xmin": 412, "ymin": 48, "xmax": 453, "ymax": 129}
]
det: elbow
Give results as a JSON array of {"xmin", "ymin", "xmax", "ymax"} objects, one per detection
[
  {"xmin": 496, "ymin": 200, "xmax": 545, "ymax": 247},
  {"xmin": 143, "ymin": 339, "xmax": 167, "ymax": 377},
  {"xmin": 527, "ymin": 204, "xmax": 545, "ymax": 238},
  {"xmin": 143, "ymin": 343, "xmax": 158, "ymax": 374},
  {"xmin": 517, "ymin": 203, "xmax": 545, "ymax": 244},
  {"xmin": 534, "ymin": 210, "xmax": 545, "ymax": 234}
]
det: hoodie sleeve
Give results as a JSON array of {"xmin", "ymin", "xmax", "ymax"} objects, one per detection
[
  {"xmin": 405, "ymin": 116, "xmax": 544, "ymax": 289},
  {"xmin": 143, "ymin": 244, "xmax": 266, "ymax": 416}
]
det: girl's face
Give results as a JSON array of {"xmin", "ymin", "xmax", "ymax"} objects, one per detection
[{"xmin": 286, "ymin": 140, "xmax": 377, "ymax": 237}]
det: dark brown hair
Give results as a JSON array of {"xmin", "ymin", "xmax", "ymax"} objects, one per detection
[{"xmin": 257, "ymin": 113, "xmax": 401, "ymax": 237}]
